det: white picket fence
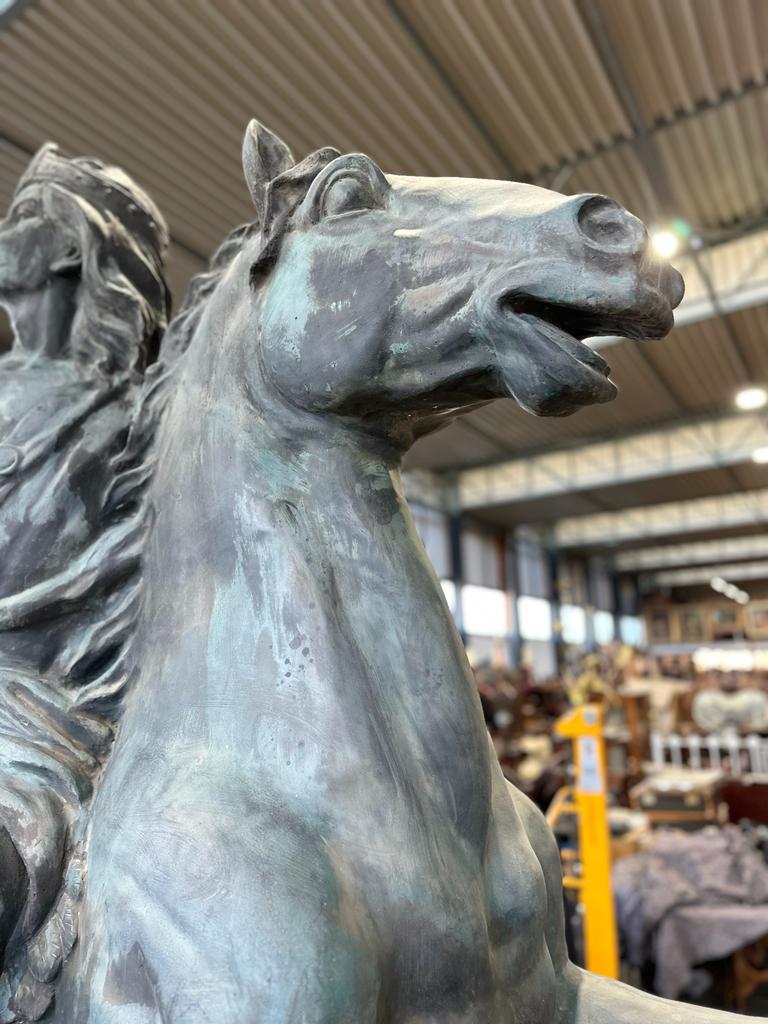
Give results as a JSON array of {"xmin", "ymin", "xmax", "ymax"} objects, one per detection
[{"xmin": 650, "ymin": 731, "xmax": 768, "ymax": 777}]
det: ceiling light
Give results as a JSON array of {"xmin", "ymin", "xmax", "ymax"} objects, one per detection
[
  {"xmin": 711, "ymin": 575, "xmax": 751, "ymax": 605},
  {"xmin": 651, "ymin": 230, "xmax": 679, "ymax": 260},
  {"xmin": 753, "ymin": 447, "xmax": 768, "ymax": 464},
  {"xmin": 736, "ymin": 386, "xmax": 768, "ymax": 411}
]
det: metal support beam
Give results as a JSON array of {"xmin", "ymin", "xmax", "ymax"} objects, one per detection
[
  {"xmin": 448, "ymin": 500, "xmax": 465, "ymax": 641},
  {"xmin": 575, "ymin": 0, "xmax": 766, "ymax": 391},
  {"xmin": 504, "ymin": 532, "xmax": 522, "ymax": 669},
  {"xmin": 538, "ymin": 80, "xmax": 768, "ymax": 199},
  {"xmin": 584, "ymin": 558, "xmax": 598, "ymax": 652},
  {"xmin": 387, "ymin": 0, "xmax": 518, "ymax": 180},
  {"xmin": 576, "ymin": 0, "xmax": 675, "ymax": 220},
  {"xmin": 555, "ymin": 488, "xmax": 768, "ymax": 549},
  {"xmin": 645, "ymin": 561, "xmax": 768, "ymax": 590},
  {"xmin": 617, "ymin": 535, "xmax": 768, "ymax": 572},
  {"xmin": 458, "ymin": 412, "xmax": 768, "ymax": 510},
  {"xmin": 547, "ymin": 534, "xmax": 565, "ymax": 669}
]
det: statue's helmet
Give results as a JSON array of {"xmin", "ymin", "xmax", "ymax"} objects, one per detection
[
  {"xmin": 14, "ymin": 143, "xmax": 169, "ymax": 284},
  {"xmin": 7, "ymin": 144, "xmax": 171, "ymax": 373}
]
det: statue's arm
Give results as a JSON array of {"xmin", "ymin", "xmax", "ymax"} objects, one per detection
[{"xmin": 509, "ymin": 783, "xmax": 762, "ymax": 1023}]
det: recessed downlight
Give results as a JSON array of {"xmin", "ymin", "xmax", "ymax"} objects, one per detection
[
  {"xmin": 650, "ymin": 230, "xmax": 679, "ymax": 259},
  {"xmin": 736, "ymin": 386, "xmax": 768, "ymax": 411}
]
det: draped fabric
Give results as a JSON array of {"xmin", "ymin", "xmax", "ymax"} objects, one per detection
[
  {"xmin": 614, "ymin": 827, "xmax": 768, "ymax": 999},
  {"xmin": 0, "ymin": 362, "xmax": 142, "ymax": 1021},
  {"xmin": 0, "ymin": 668, "xmax": 111, "ymax": 1020}
]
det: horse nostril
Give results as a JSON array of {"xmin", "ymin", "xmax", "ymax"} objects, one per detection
[{"xmin": 577, "ymin": 196, "xmax": 647, "ymax": 254}]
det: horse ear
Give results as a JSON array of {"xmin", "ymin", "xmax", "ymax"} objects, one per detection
[{"xmin": 242, "ymin": 120, "xmax": 295, "ymax": 224}]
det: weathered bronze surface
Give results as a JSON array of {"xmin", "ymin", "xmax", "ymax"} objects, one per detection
[
  {"xmin": 0, "ymin": 145, "xmax": 169, "ymax": 1020},
  {"xmin": 2, "ymin": 124, "xmax": 755, "ymax": 1023}
]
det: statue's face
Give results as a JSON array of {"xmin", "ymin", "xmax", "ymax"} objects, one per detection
[
  {"xmin": 254, "ymin": 154, "xmax": 683, "ymax": 433},
  {"xmin": 0, "ymin": 186, "xmax": 78, "ymax": 300}
]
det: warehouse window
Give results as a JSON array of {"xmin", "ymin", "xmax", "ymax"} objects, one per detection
[
  {"xmin": 464, "ymin": 635, "xmax": 510, "ymax": 668},
  {"xmin": 593, "ymin": 610, "xmax": 615, "ymax": 646},
  {"xmin": 619, "ymin": 615, "xmax": 645, "ymax": 646},
  {"xmin": 561, "ymin": 604, "xmax": 587, "ymax": 644},
  {"xmin": 518, "ymin": 595, "xmax": 553, "ymax": 642},
  {"xmin": 462, "ymin": 584, "xmax": 508, "ymax": 637}
]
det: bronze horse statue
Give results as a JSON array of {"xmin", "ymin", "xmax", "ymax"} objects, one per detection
[
  {"xmin": 0, "ymin": 145, "xmax": 169, "ymax": 1020},
  {"xmin": 5, "ymin": 123, "xmax": 756, "ymax": 1023}
]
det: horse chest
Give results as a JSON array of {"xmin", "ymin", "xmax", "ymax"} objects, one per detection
[{"xmin": 481, "ymin": 775, "xmax": 557, "ymax": 1018}]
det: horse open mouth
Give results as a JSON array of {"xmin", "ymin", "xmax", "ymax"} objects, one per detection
[
  {"xmin": 499, "ymin": 293, "xmax": 614, "ymax": 379},
  {"xmin": 489, "ymin": 271, "xmax": 680, "ymax": 416}
]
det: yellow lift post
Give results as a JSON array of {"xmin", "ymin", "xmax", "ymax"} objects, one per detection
[{"xmin": 548, "ymin": 702, "xmax": 619, "ymax": 979}]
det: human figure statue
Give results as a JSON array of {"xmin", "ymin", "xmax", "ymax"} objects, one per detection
[
  {"xmin": 0, "ymin": 144, "xmax": 169, "ymax": 1020},
  {"xmin": 3, "ymin": 122, "xmax": 757, "ymax": 1024}
]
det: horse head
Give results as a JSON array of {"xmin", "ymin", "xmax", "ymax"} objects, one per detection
[{"xmin": 236, "ymin": 120, "xmax": 683, "ymax": 447}]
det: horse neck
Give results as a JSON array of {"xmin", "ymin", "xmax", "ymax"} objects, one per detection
[{"xmin": 139, "ymin": 302, "xmax": 486, "ymax": 769}]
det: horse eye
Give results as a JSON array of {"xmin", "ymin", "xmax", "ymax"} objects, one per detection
[{"xmin": 321, "ymin": 175, "xmax": 376, "ymax": 218}]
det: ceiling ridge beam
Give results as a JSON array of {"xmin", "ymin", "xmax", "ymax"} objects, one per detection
[
  {"xmin": 386, "ymin": 0, "xmax": 517, "ymax": 180},
  {"xmin": 555, "ymin": 487, "xmax": 768, "ymax": 549},
  {"xmin": 573, "ymin": 2, "xmax": 757, "ymax": 400},
  {"xmin": 457, "ymin": 410, "xmax": 768, "ymax": 509},
  {"xmin": 647, "ymin": 561, "xmax": 768, "ymax": 589},
  {"xmin": 450, "ymin": 404, "xmax": 768, "ymax": 469},
  {"xmin": 536, "ymin": 78, "xmax": 768, "ymax": 192},
  {"xmin": 618, "ymin": 535, "xmax": 768, "ymax": 572}
]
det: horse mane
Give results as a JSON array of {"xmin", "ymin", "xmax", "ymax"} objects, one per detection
[
  {"xmin": 71, "ymin": 224, "xmax": 252, "ymax": 704},
  {"xmin": 0, "ymin": 224, "xmax": 250, "ymax": 1021},
  {"xmin": 92, "ymin": 148, "xmax": 355, "ymax": 650}
]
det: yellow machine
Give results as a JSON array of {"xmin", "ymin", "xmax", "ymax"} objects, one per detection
[{"xmin": 547, "ymin": 703, "xmax": 619, "ymax": 979}]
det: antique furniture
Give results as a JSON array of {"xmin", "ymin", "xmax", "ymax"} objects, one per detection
[{"xmin": 630, "ymin": 768, "xmax": 727, "ymax": 829}]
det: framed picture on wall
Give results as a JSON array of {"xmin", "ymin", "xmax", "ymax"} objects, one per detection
[
  {"xmin": 648, "ymin": 608, "xmax": 671, "ymax": 643},
  {"xmin": 747, "ymin": 601, "xmax": 768, "ymax": 639},
  {"xmin": 680, "ymin": 607, "xmax": 705, "ymax": 643},
  {"xmin": 710, "ymin": 604, "xmax": 740, "ymax": 640}
]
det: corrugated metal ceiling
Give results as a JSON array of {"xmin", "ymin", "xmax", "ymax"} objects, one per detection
[
  {"xmin": 594, "ymin": 0, "xmax": 768, "ymax": 124},
  {"xmin": 1, "ymin": 0, "xmax": 767, "ymax": 525}
]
